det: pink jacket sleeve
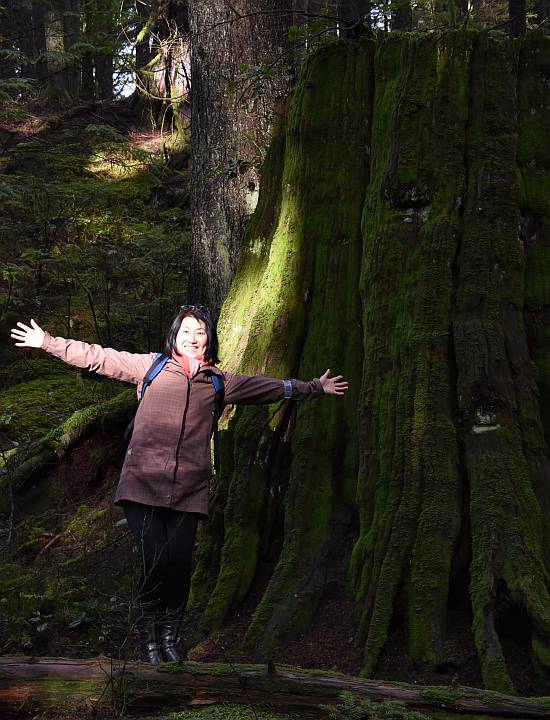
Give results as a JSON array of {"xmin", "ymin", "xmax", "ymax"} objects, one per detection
[
  {"xmin": 41, "ymin": 332, "xmax": 154, "ymax": 385},
  {"xmin": 223, "ymin": 373, "xmax": 324, "ymax": 405}
]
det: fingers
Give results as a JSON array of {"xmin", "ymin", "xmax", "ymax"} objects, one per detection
[
  {"xmin": 15, "ymin": 321, "xmax": 32, "ymax": 332},
  {"xmin": 10, "ymin": 319, "xmax": 43, "ymax": 348},
  {"xmin": 320, "ymin": 370, "xmax": 344, "ymax": 381}
]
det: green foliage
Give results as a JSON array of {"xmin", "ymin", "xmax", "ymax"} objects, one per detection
[
  {"xmin": 321, "ymin": 692, "xmax": 430, "ymax": 720},
  {"xmin": 1, "ymin": 115, "xmax": 189, "ymax": 352},
  {"xmin": 0, "ymin": 491, "xmax": 135, "ymax": 656},
  {"xmin": 0, "ymin": 107, "xmax": 188, "ymax": 659},
  {"xmin": 83, "ymin": 124, "xmax": 125, "ymax": 142},
  {"xmin": 169, "ymin": 705, "xmax": 302, "ymax": 720},
  {"xmin": 0, "ymin": 77, "xmax": 37, "ymax": 100}
]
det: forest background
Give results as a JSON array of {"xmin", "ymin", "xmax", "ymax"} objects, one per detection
[{"xmin": 3, "ymin": 0, "xmax": 550, "ymax": 717}]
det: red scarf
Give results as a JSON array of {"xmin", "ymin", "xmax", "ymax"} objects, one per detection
[{"xmin": 172, "ymin": 352, "xmax": 212, "ymax": 378}]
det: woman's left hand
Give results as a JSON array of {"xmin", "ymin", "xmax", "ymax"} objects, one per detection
[{"xmin": 319, "ymin": 369, "xmax": 348, "ymax": 396}]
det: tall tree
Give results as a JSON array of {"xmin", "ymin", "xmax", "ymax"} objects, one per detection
[
  {"xmin": 44, "ymin": 0, "xmax": 70, "ymax": 97},
  {"xmin": 391, "ymin": 0, "xmax": 412, "ymax": 30},
  {"xmin": 508, "ymin": 0, "xmax": 526, "ymax": 35},
  {"xmin": 187, "ymin": 0, "xmax": 292, "ymax": 318},
  {"xmin": 94, "ymin": 0, "xmax": 115, "ymax": 100}
]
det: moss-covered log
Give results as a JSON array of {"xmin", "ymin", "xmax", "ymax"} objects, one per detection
[
  {"xmin": 190, "ymin": 30, "xmax": 550, "ymax": 693},
  {"xmin": 1, "ymin": 656, "xmax": 549, "ymax": 718},
  {"xmin": 0, "ymin": 389, "xmax": 135, "ymax": 499}
]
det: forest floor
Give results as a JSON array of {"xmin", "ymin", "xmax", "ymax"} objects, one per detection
[{"xmin": 0, "ymin": 102, "xmax": 548, "ymax": 717}]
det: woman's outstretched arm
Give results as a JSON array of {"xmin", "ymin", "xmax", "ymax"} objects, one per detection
[
  {"xmin": 11, "ymin": 319, "xmax": 154, "ymax": 386},
  {"xmin": 223, "ymin": 368, "xmax": 348, "ymax": 405}
]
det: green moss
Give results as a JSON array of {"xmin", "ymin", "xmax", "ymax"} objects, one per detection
[
  {"xmin": 532, "ymin": 635, "xmax": 550, "ymax": 669},
  {"xmin": 449, "ymin": 31, "xmax": 550, "ymax": 694},
  {"xmin": 0, "ymin": 372, "xmax": 113, "ymax": 441},
  {"xmin": 321, "ymin": 692, "xmax": 431, "ymax": 720},
  {"xmin": 65, "ymin": 504, "xmax": 108, "ymax": 541},
  {"xmin": 350, "ymin": 31, "xmax": 478, "ymax": 676},
  {"xmin": 419, "ymin": 688, "xmax": 459, "ymax": 706},
  {"xmin": 190, "ymin": 29, "xmax": 550, "ymax": 690},
  {"xmin": 240, "ymin": 38, "xmax": 372, "ymax": 653},
  {"xmin": 168, "ymin": 704, "xmax": 300, "ymax": 720},
  {"xmin": 194, "ymin": 38, "xmax": 373, "ymax": 647}
]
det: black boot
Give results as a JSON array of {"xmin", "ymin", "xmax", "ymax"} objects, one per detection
[
  {"xmin": 160, "ymin": 617, "xmax": 185, "ymax": 662},
  {"xmin": 139, "ymin": 614, "xmax": 162, "ymax": 665}
]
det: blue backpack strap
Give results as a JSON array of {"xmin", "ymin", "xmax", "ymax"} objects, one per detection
[
  {"xmin": 210, "ymin": 373, "xmax": 225, "ymax": 473},
  {"xmin": 140, "ymin": 353, "xmax": 169, "ymax": 399},
  {"xmin": 211, "ymin": 374, "xmax": 224, "ymax": 407}
]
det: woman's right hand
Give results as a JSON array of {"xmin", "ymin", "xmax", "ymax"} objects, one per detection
[{"xmin": 11, "ymin": 319, "xmax": 46, "ymax": 348}]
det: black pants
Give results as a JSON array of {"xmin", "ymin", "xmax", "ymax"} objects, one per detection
[{"xmin": 123, "ymin": 501, "xmax": 198, "ymax": 617}]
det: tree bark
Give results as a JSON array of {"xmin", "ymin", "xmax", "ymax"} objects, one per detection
[
  {"xmin": 94, "ymin": 0, "xmax": 114, "ymax": 100},
  {"xmin": 191, "ymin": 36, "xmax": 371, "ymax": 655},
  {"xmin": 44, "ymin": 0, "xmax": 70, "ymax": 97},
  {"xmin": 187, "ymin": 0, "xmax": 292, "ymax": 318},
  {"xmin": 64, "ymin": 0, "xmax": 81, "ymax": 95},
  {"xmin": 391, "ymin": 0, "xmax": 412, "ymax": 30},
  {"xmin": 0, "ymin": 656, "xmax": 548, "ymax": 718},
  {"xmin": 535, "ymin": 0, "xmax": 550, "ymax": 24},
  {"xmin": 189, "ymin": 30, "xmax": 550, "ymax": 694},
  {"xmin": 434, "ymin": 0, "xmax": 460, "ymax": 24},
  {"xmin": 508, "ymin": 0, "xmax": 526, "ymax": 35}
]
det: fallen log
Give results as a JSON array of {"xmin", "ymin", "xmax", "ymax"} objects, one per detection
[{"xmin": 0, "ymin": 656, "xmax": 549, "ymax": 718}]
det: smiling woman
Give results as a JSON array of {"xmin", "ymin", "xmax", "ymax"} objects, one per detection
[
  {"xmin": 10, "ymin": 306, "xmax": 347, "ymax": 664},
  {"xmin": 176, "ymin": 317, "xmax": 207, "ymax": 357}
]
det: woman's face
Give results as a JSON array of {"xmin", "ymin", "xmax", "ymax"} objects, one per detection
[{"xmin": 175, "ymin": 315, "xmax": 208, "ymax": 358}]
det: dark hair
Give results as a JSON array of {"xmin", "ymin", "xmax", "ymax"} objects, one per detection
[{"xmin": 164, "ymin": 305, "xmax": 220, "ymax": 364}]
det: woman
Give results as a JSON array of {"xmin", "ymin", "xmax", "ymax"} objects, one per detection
[{"xmin": 11, "ymin": 306, "xmax": 348, "ymax": 663}]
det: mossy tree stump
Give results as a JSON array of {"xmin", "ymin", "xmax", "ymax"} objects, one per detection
[{"xmin": 189, "ymin": 30, "xmax": 550, "ymax": 693}]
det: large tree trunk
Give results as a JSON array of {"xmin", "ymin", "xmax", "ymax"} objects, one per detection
[
  {"xmin": 189, "ymin": 30, "xmax": 550, "ymax": 694},
  {"xmin": 187, "ymin": 0, "xmax": 292, "ymax": 318},
  {"xmin": 508, "ymin": 0, "xmax": 526, "ymax": 35},
  {"xmin": 391, "ymin": 0, "xmax": 412, "ymax": 30},
  {"xmin": 64, "ymin": 0, "xmax": 81, "ymax": 95},
  {"xmin": 45, "ymin": 0, "xmax": 70, "ymax": 98},
  {"xmin": 190, "ymin": 34, "xmax": 370, "ymax": 652},
  {"xmin": 94, "ymin": 0, "xmax": 114, "ymax": 100}
]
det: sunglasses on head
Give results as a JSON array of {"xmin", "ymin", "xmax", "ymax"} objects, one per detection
[{"xmin": 180, "ymin": 304, "xmax": 208, "ymax": 313}]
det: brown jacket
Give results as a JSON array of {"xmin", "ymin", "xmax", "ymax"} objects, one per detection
[{"xmin": 42, "ymin": 333, "xmax": 324, "ymax": 517}]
